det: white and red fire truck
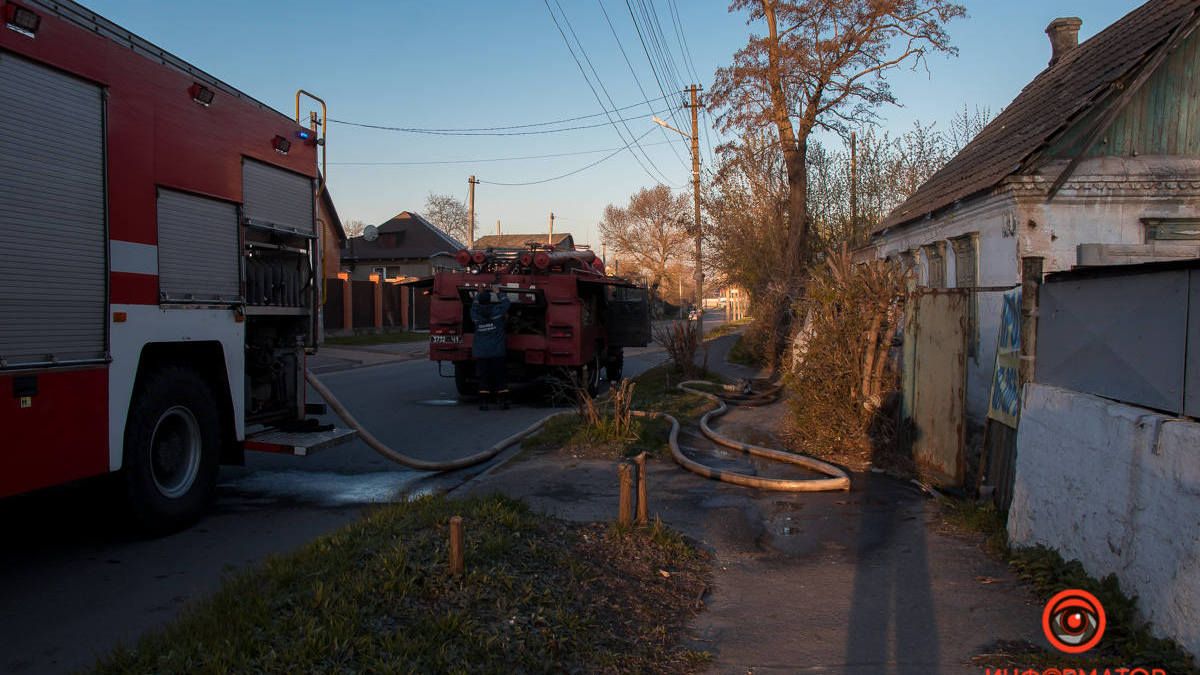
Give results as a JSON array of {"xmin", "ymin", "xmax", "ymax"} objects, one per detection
[{"xmin": 0, "ymin": 0, "xmax": 352, "ymax": 531}]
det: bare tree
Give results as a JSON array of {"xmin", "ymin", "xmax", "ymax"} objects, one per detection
[
  {"xmin": 599, "ymin": 185, "xmax": 692, "ymax": 291},
  {"xmin": 344, "ymin": 219, "xmax": 367, "ymax": 238},
  {"xmin": 709, "ymin": 0, "xmax": 965, "ymax": 279},
  {"xmin": 423, "ymin": 193, "xmax": 472, "ymax": 245}
]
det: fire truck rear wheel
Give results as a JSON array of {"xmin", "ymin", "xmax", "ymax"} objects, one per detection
[
  {"xmin": 122, "ymin": 366, "xmax": 221, "ymax": 533},
  {"xmin": 454, "ymin": 361, "xmax": 479, "ymax": 397}
]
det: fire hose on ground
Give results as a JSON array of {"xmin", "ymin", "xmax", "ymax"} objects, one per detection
[{"xmin": 305, "ymin": 369, "xmax": 850, "ymax": 491}]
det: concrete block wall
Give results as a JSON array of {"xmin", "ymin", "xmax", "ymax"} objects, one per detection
[{"xmin": 1009, "ymin": 383, "xmax": 1200, "ymax": 656}]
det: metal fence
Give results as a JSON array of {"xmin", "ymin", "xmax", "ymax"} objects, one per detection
[{"xmin": 1038, "ymin": 260, "xmax": 1198, "ymax": 416}]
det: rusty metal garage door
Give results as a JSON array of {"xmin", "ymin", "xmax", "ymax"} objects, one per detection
[{"xmin": 905, "ymin": 291, "xmax": 968, "ymax": 487}]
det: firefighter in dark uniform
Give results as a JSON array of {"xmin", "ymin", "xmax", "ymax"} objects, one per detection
[{"xmin": 470, "ymin": 285, "xmax": 511, "ymax": 410}]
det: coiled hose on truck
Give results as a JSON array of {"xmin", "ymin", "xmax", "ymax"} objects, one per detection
[{"xmin": 305, "ymin": 370, "xmax": 850, "ymax": 491}]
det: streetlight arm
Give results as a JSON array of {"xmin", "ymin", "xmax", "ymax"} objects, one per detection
[{"xmin": 652, "ymin": 116, "xmax": 688, "ymax": 138}]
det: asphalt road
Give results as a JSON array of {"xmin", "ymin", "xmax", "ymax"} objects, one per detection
[{"xmin": 0, "ymin": 313, "xmax": 724, "ymax": 674}]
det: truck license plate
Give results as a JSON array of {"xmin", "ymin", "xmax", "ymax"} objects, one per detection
[{"xmin": 431, "ymin": 335, "xmax": 462, "ymax": 344}]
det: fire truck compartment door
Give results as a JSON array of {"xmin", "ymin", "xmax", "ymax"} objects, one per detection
[
  {"xmin": 0, "ymin": 52, "xmax": 106, "ymax": 367},
  {"xmin": 605, "ymin": 286, "xmax": 651, "ymax": 348},
  {"xmin": 157, "ymin": 189, "xmax": 240, "ymax": 302},
  {"xmin": 241, "ymin": 158, "xmax": 315, "ymax": 235}
]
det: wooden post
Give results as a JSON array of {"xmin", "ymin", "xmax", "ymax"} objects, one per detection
[
  {"xmin": 618, "ymin": 463, "xmax": 633, "ymax": 526},
  {"xmin": 635, "ymin": 452, "xmax": 648, "ymax": 525},
  {"xmin": 338, "ymin": 272, "xmax": 352, "ymax": 330},
  {"xmin": 449, "ymin": 516, "xmax": 464, "ymax": 576},
  {"xmin": 1019, "ymin": 256, "xmax": 1044, "ymax": 387},
  {"xmin": 370, "ymin": 273, "xmax": 383, "ymax": 329}
]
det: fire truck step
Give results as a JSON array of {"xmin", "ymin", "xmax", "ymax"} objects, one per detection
[{"xmin": 244, "ymin": 427, "xmax": 358, "ymax": 457}]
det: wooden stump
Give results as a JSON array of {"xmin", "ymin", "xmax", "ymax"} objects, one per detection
[{"xmin": 449, "ymin": 516, "xmax": 464, "ymax": 576}]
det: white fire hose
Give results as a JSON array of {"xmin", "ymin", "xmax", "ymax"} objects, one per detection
[{"xmin": 306, "ymin": 369, "xmax": 850, "ymax": 491}]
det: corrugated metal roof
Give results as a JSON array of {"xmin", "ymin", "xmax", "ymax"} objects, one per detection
[{"xmin": 879, "ymin": 0, "xmax": 1199, "ymax": 233}]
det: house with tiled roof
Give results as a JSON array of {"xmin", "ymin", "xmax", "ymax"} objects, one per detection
[{"xmin": 867, "ymin": 0, "xmax": 1200, "ymax": 453}]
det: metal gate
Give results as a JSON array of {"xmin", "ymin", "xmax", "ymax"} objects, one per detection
[
  {"xmin": 904, "ymin": 290, "xmax": 968, "ymax": 486},
  {"xmin": 0, "ymin": 52, "xmax": 106, "ymax": 367}
]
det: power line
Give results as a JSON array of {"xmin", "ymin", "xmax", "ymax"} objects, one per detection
[
  {"xmin": 556, "ymin": 0, "xmax": 684, "ymax": 184},
  {"xmin": 327, "ymin": 138, "xmax": 680, "ymax": 166},
  {"xmin": 326, "ymin": 94, "xmax": 671, "ymax": 134},
  {"xmin": 544, "ymin": 0, "xmax": 676, "ymax": 184},
  {"xmin": 329, "ymin": 107, "xmax": 674, "ymax": 137},
  {"xmin": 480, "ymin": 126, "xmax": 657, "ymax": 186},
  {"xmin": 624, "ymin": 0, "xmax": 688, "ymax": 135},
  {"xmin": 598, "ymin": 0, "xmax": 689, "ymax": 171}
]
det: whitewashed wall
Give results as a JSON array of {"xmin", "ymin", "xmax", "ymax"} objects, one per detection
[{"xmin": 1009, "ymin": 383, "xmax": 1200, "ymax": 657}]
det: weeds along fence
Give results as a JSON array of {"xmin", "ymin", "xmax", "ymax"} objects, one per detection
[{"xmin": 785, "ymin": 248, "xmax": 909, "ymax": 470}]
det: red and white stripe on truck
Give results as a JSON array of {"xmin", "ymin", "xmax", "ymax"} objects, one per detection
[{"xmin": 0, "ymin": 0, "xmax": 342, "ymax": 530}]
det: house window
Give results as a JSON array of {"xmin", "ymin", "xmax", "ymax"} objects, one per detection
[
  {"xmin": 1143, "ymin": 217, "xmax": 1200, "ymax": 241},
  {"xmin": 951, "ymin": 234, "xmax": 980, "ymax": 357},
  {"xmin": 922, "ymin": 242, "xmax": 946, "ymax": 288}
]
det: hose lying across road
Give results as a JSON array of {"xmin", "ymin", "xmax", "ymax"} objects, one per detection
[{"xmin": 306, "ymin": 369, "xmax": 850, "ymax": 491}]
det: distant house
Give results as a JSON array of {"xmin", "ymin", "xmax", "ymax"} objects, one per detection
[
  {"xmin": 343, "ymin": 211, "xmax": 463, "ymax": 280},
  {"xmin": 473, "ymin": 232, "xmax": 575, "ymax": 251},
  {"xmin": 864, "ymin": 0, "xmax": 1200, "ymax": 451}
]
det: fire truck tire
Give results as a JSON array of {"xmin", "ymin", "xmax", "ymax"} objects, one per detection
[
  {"xmin": 454, "ymin": 361, "xmax": 479, "ymax": 397},
  {"xmin": 582, "ymin": 355, "xmax": 601, "ymax": 397},
  {"xmin": 605, "ymin": 351, "xmax": 624, "ymax": 383},
  {"xmin": 122, "ymin": 366, "xmax": 220, "ymax": 533}
]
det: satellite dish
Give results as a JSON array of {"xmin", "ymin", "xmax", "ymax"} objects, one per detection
[{"xmin": 362, "ymin": 225, "xmax": 379, "ymax": 242}]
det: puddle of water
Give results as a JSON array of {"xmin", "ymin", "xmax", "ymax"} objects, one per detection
[
  {"xmin": 220, "ymin": 470, "xmax": 425, "ymax": 506},
  {"xmin": 416, "ymin": 399, "xmax": 461, "ymax": 406}
]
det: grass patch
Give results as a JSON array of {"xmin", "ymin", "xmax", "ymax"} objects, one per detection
[
  {"xmin": 726, "ymin": 334, "xmax": 764, "ymax": 368},
  {"xmin": 324, "ymin": 331, "xmax": 428, "ymax": 346},
  {"xmin": 940, "ymin": 499, "xmax": 1197, "ymax": 673},
  {"xmin": 704, "ymin": 318, "xmax": 751, "ymax": 341},
  {"xmin": 95, "ymin": 494, "xmax": 711, "ymax": 674},
  {"xmin": 522, "ymin": 365, "xmax": 723, "ymax": 461}
]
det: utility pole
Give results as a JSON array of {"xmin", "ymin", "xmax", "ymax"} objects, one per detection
[
  {"xmin": 467, "ymin": 175, "xmax": 479, "ymax": 247},
  {"xmin": 548, "ymin": 211, "xmax": 555, "ymax": 245},
  {"xmin": 685, "ymin": 84, "xmax": 704, "ymax": 332},
  {"xmin": 849, "ymin": 132, "xmax": 858, "ymax": 241}
]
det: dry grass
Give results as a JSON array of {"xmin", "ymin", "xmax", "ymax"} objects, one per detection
[
  {"xmin": 654, "ymin": 320, "xmax": 706, "ymax": 378},
  {"xmin": 783, "ymin": 246, "xmax": 909, "ymax": 470}
]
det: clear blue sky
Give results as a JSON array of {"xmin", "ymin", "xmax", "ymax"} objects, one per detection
[{"xmin": 87, "ymin": 0, "xmax": 1139, "ymax": 248}]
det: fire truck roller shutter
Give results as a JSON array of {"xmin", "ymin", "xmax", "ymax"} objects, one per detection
[
  {"xmin": 0, "ymin": 52, "xmax": 106, "ymax": 366},
  {"xmin": 157, "ymin": 190, "xmax": 240, "ymax": 302},
  {"xmin": 241, "ymin": 158, "xmax": 315, "ymax": 235}
]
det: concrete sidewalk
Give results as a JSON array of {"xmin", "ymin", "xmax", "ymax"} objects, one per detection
[{"xmin": 457, "ymin": 335, "xmax": 1045, "ymax": 673}]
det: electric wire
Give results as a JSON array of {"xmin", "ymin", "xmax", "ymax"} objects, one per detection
[
  {"xmin": 325, "ymin": 93, "xmax": 671, "ymax": 134},
  {"xmin": 327, "ymin": 138, "xmax": 680, "ymax": 166},
  {"xmin": 624, "ymin": 0, "xmax": 689, "ymax": 137},
  {"xmin": 544, "ymin": 0, "xmax": 675, "ymax": 187},
  {"xmin": 329, "ymin": 107, "xmax": 674, "ymax": 137},
  {"xmin": 479, "ymin": 125, "xmax": 656, "ymax": 186},
  {"xmin": 598, "ymin": 0, "xmax": 689, "ymax": 171}
]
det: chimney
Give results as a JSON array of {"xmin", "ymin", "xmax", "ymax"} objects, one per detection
[{"xmin": 1046, "ymin": 17, "xmax": 1083, "ymax": 66}]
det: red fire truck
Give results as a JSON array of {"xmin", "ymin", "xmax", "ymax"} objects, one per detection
[
  {"xmin": 0, "ymin": 0, "xmax": 352, "ymax": 531},
  {"xmin": 424, "ymin": 243, "xmax": 651, "ymax": 396}
]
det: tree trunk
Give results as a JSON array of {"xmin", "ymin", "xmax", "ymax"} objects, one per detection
[{"xmin": 760, "ymin": 0, "xmax": 808, "ymax": 364}]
